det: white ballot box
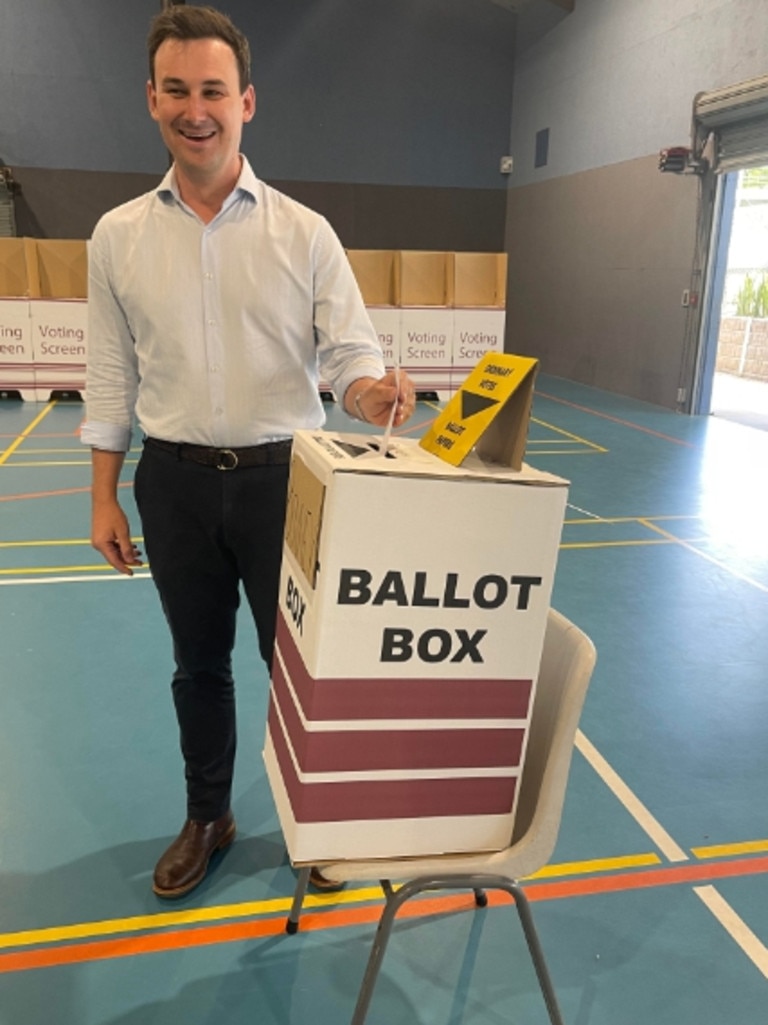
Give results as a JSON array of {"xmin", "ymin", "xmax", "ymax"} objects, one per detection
[{"xmin": 265, "ymin": 359, "xmax": 568, "ymax": 864}]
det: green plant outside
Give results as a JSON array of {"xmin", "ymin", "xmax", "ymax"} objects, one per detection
[{"xmin": 735, "ymin": 273, "xmax": 768, "ymax": 318}]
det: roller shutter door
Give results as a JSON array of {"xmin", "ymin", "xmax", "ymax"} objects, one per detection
[{"xmin": 694, "ymin": 74, "xmax": 768, "ymax": 172}]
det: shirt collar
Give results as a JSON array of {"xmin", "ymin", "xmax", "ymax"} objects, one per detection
[{"xmin": 156, "ymin": 156, "xmax": 260, "ymax": 207}]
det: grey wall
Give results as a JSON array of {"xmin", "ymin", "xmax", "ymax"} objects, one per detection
[
  {"xmin": 506, "ymin": 155, "xmax": 699, "ymax": 408},
  {"xmin": 4, "ymin": 0, "xmax": 767, "ymax": 407},
  {"xmin": 504, "ymin": 0, "xmax": 768, "ymax": 408},
  {"xmin": 1, "ymin": 0, "xmax": 516, "ymax": 246}
]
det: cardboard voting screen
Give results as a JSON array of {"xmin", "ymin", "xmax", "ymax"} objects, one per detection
[{"xmin": 419, "ymin": 352, "xmax": 538, "ymax": 470}]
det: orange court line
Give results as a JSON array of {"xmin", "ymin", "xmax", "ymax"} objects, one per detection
[
  {"xmin": 0, "ymin": 432, "xmax": 81, "ymax": 439},
  {"xmin": 0, "ymin": 482, "xmax": 131, "ymax": 503},
  {"xmin": 536, "ymin": 392, "xmax": 697, "ymax": 448},
  {"xmin": 2, "ymin": 854, "xmax": 767, "ymax": 975}
]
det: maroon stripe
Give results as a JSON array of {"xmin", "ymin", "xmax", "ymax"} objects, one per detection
[
  {"xmin": 270, "ymin": 670, "xmax": 524, "ymax": 772},
  {"xmin": 274, "ymin": 613, "xmax": 532, "ymax": 722},
  {"xmin": 267, "ymin": 703, "xmax": 517, "ymax": 823}
]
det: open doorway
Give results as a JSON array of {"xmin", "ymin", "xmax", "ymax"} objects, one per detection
[{"xmin": 709, "ymin": 166, "xmax": 768, "ymax": 430}]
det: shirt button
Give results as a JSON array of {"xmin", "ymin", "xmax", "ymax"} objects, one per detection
[{"xmin": 210, "ymin": 364, "xmax": 220, "ymax": 373}]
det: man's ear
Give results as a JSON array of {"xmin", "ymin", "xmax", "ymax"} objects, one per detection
[
  {"xmin": 147, "ymin": 79, "xmax": 160, "ymax": 121},
  {"xmin": 243, "ymin": 84, "xmax": 256, "ymax": 123}
]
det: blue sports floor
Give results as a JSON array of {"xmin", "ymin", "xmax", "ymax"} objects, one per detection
[{"xmin": 1, "ymin": 374, "xmax": 767, "ymax": 1024}]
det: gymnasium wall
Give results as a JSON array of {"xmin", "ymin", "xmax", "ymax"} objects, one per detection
[
  {"xmin": 504, "ymin": 0, "xmax": 768, "ymax": 407},
  {"xmin": 1, "ymin": 0, "xmax": 515, "ymax": 249}
]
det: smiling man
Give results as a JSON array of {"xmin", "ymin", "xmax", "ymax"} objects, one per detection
[{"xmin": 81, "ymin": 5, "xmax": 415, "ymax": 900}]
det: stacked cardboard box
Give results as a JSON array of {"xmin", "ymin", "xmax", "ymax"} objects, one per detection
[
  {"xmin": 347, "ymin": 249, "xmax": 508, "ymax": 398},
  {"xmin": 0, "ymin": 238, "xmax": 37, "ymax": 400},
  {"xmin": 29, "ymin": 239, "xmax": 88, "ymax": 400},
  {"xmin": 0, "ymin": 237, "xmax": 87, "ymax": 401}
]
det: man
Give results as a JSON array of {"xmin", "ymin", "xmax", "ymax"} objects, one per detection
[{"xmin": 82, "ymin": 4, "xmax": 415, "ymax": 899}]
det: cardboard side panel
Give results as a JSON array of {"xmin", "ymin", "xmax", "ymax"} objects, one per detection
[
  {"xmin": 0, "ymin": 299, "xmax": 33, "ymax": 372},
  {"xmin": 267, "ymin": 703, "xmax": 518, "ymax": 823},
  {"xmin": 366, "ymin": 307, "xmax": 401, "ymax": 367},
  {"xmin": 33, "ymin": 240, "xmax": 88, "ymax": 299},
  {"xmin": 400, "ymin": 309, "xmax": 453, "ymax": 382},
  {"xmin": 264, "ymin": 734, "xmax": 516, "ymax": 863},
  {"xmin": 270, "ymin": 655, "xmax": 526, "ymax": 774},
  {"xmin": 452, "ymin": 309, "xmax": 505, "ymax": 372},
  {"xmin": 274, "ymin": 613, "xmax": 533, "ymax": 722}
]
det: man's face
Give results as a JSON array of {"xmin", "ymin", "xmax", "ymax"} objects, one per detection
[{"xmin": 147, "ymin": 36, "xmax": 255, "ymax": 187}]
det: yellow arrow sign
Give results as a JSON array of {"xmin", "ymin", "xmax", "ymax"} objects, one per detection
[{"xmin": 419, "ymin": 353, "xmax": 538, "ymax": 468}]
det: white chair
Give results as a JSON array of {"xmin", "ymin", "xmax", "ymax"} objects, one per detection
[{"xmin": 285, "ymin": 607, "xmax": 597, "ymax": 1025}]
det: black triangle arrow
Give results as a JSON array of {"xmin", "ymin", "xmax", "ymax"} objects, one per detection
[{"xmin": 460, "ymin": 390, "xmax": 500, "ymax": 420}]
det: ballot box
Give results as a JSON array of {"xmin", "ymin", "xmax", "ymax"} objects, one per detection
[{"xmin": 264, "ymin": 355, "xmax": 568, "ymax": 864}]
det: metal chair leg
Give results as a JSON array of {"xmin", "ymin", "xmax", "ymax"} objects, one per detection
[
  {"xmin": 350, "ymin": 878, "xmax": 424, "ymax": 1025},
  {"xmin": 285, "ymin": 866, "xmax": 312, "ymax": 934},
  {"xmin": 507, "ymin": 881, "xmax": 565, "ymax": 1025},
  {"xmin": 348, "ymin": 874, "xmax": 564, "ymax": 1025}
]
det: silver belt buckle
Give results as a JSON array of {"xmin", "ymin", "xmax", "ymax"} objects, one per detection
[{"xmin": 216, "ymin": 448, "xmax": 238, "ymax": 470}]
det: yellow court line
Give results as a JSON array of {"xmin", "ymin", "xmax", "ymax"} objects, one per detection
[
  {"xmin": 2, "ymin": 519, "xmax": 700, "ymax": 552},
  {"xmin": 0, "ymin": 565, "xmax": 117, "ymax": 576},
  {"xmin": 561, "ymin": 538, "xmax": 707, "ymax": 550},
  {"xmin": 1, "ymin": 539, "xmax": 144, "ymax": 550},
  {"xmin": 0, "ymin": 539, "xmax": 94, "ymax": 549},
  {"xmin": 527, "ymin": 853, "xmax": 661, "ymax": 879},
  {"xmin": 1, "ymin": 536, "xmax": 706, "ymax": 569},
  {"xmin": 0, "ymin": 856, "xmax": 660, "ymax": 952},
  {"xmin": 4, "ymin": 844, "xmax": 764, "ymax": 952},
  {"xmin": 693, "ymin": 840, "xmax": 768, "ymax": 860},
  {"xmin": 0, "ymin": 447, "xmax": 142, "ymax": 455},
  {"xmin": 564, "ymin": 514, "xmax": 700, "ymax": 525},
  {"xmin": 530, "ymin": 416, "xmax": 608, "ymax": 453},
  {"xmin": 0, "ymin": 403, "xmax": 57, "ymax": 466},
  {"xmin": 0, "ymin": 886, "xmax": 385, "ymax": 951},
  {"xmin": 524, "ymin": 449, "xmax": 604, "ymax": 457},
  {"xmin": 527, "ymin": 439, "xmax": 586, "ymax": 445},
  {"xmin": 1, "ymin": 460, "xmax": 139, "ymax": 468}
]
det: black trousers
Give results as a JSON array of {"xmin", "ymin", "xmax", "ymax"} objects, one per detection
[{"xmin": 134, "ymin": 442, "xmax": 290, "ymax": 821}]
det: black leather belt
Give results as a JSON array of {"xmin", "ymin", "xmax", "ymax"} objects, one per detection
[{"xmin": 144, "ymin": 436, "xmax": 292, "ymax": 470}]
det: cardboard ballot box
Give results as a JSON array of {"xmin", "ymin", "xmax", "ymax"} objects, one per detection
[{"xmin": 264, "ymin": 370, "xmax": 568, "ymax": 864}]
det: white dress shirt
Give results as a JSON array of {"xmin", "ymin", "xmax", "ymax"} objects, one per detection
[{"xmin": 81, "ymin": 158, "xmax": 385, "ymax": 452}]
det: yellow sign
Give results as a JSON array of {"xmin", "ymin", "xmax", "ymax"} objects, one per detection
[{"xmin": 419, "ymin": 353, "xmax": 538, "ymax": 469}]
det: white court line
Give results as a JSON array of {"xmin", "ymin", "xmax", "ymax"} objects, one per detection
[
  {"xmin": 694, "ymin": 885, "xmax": 768, "ymax": 979},
  {"xmin": 578, "ymin": 730, "xmax": 768, "ymax": 978},
  {"xmin": 566, "ymin": 503, "xmax": 602, "ymax": 519},
  {"xmin": 575, "ymin": 729, "xmax": 689, "ymax": 862},
  {"xmin": 640, "ymin": 519, "xmax": 768, "ymax": 594},
  {"xmin": 0, "ymin": 573, "xmax": 152, "ymax": 586}
]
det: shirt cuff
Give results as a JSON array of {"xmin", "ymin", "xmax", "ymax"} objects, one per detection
[{"xmin": 80, "ymin": 420, "xmax": 132, "ymax": 453}]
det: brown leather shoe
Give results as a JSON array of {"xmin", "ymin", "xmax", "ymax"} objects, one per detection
[
  {"xmin": 309, "ymin": 865, "xmax": 346, "ymax": 893},
  {"xmin": 153, "ymin": 811, "xmax": 236, "ymax": 898}
]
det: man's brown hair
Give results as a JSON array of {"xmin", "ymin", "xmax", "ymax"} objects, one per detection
[{"xmin": 147, "ymin": 5, "xmax": 251, "ymax": 93}]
